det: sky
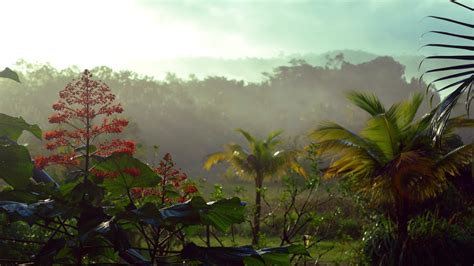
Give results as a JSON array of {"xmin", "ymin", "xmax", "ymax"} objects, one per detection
[{"xmin": 0, "ymin": 0, "xmax": 471, "ymax": 73}]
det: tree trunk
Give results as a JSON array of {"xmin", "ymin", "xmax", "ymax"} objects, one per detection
[
  {"xmin": 252, "ymin": 174, "xmax": 263, "ymax": 246},
  {"xmin": 395, "ymin": 195, "xmax": 408, "ymax": 266}
]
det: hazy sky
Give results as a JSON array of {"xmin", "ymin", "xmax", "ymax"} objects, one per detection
[{"xmin": 1, "ymin": 0, "xmax": 471, "ymax": 72}]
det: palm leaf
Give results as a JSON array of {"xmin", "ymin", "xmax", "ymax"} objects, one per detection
[
  {"xmin": 203, "ymin": 152, "xmax": 229, "ymax": 171},
  {"xmin": 266, "ymin": 130, "xmax": 283, "ymax": 143},
  {"xmin": 236, "ymin": 129, "xmax": 256, "ymax": 145},
  {"xmin": 423, "ymin": 31, "xmax": 474, "ymax": 41},
  {"xmin": 430, "ymin": 78, "xmax": 472, "ymax": 142},
  {"xmin": 360, "ymin": 113, "xmax": 401, "ymax": 161},
  {"xmin": 436, "ymin": 143, "xmax": 473, "ymax": 177},
  {"xmin": 346, "ymin": 91, "xmax": 385, "ymax": 116},
  {"xmin": 443, "ymin": 115, "xmax": 474, "ymax": 136},
  {"xmin": 421, "ymin": 1, "xmax": 474, "ymax": 141},
  {"xmin": 311, "ymin": 122, "xmax": 384, "ymax": 164},
  {"xmin": 393, "ymin": 92, "xmax": 424, "ymax": 131}
]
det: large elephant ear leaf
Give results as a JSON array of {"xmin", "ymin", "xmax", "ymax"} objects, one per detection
[
  {"xmin": 0, "ymin": 137, "xmax": 34, "ymax": 189},
  {"xmin": 159, "ymin": 197, "xmax": 246, "ymax": 231},
  {"xmin": 0, "ymin": 67, "xmax": 20, "ymax": 83},
  {"xmin": 94, "ymin": 153, "xmax": 161, "ymax": 197},
  {"xmin": 420, "ymin": 1, "xmax": 474, "ymax": 142},
  {"xmin": 0, "ymin": 114, "xmax": 42, "ymax": 141},
  {"xmin": 200, "ymin": 197, "xmax": 246, "ymax": 231},
  {"xmin": 181, "ymin": 243, "xmax": 309, "ymax": 265}
]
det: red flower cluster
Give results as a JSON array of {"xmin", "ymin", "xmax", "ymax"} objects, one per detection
[
  {"xmin": 34, "ymin": 70, "xmax": 134, "ymax": 170},
  {"xmin": 130, "ymin": 153, "xmax": 198, "ymax": 204}
]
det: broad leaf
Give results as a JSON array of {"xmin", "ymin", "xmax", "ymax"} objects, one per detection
[
  {"xmin": 0, "ymin": 113, "xmax": 42, "ymax": 141},
  {"xmin": 0, "ymin": 199, "xmax": 58, "ymax": 224},
  {"xmin": 83, "ymin": 219, "xmax": 150, "ymax": 265},
  {"xmin": 182, "ymin": 242, "xmax": 261, "ymax": 265},
  {"xmin": 181, "ymin": 243, "xmax": 309, "ymax": 265},
  {"xmin": 34, "ymin": 238, "xmax": 66, "ymax": 265},
  {"xmin": 0, "ymin": 138, "xmax": 33, "ymax": 188},
  {"xmin": 159, "ymin": 197, "xmax": 245, "ymax": 231},
  {"xmin": 95, "ymin": 153, "xmax": 161, "ymax": 197},
  {"xmin": 0, "ymin": 67, "xmax": 20, "ymax": 83}
]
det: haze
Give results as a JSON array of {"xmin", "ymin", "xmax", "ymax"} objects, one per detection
[{"xmin": 1, "ymin": 0, "xmax": 471, "ymax": 79}]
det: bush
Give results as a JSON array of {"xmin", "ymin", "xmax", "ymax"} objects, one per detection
[{"xmin": 362, "ymin": 211, "xmax": 474, "ymax": 265}]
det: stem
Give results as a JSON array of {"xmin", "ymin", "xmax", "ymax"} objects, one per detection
[
  {"xmin": 252, "ymin": 173, "xmax": 263, "ymax": 246},
  {"xmin": 84, "ymin": 103, "xmax": 90, "ymax": 180},
  {"xmin": 206, "ymin": 225, "xmax": 211, "ymax": 247}
]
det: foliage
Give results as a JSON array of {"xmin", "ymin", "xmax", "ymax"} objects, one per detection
[
  {"xmin": 310, "ymin": 91, "xmax": 473, "ymax": 263},
  {"xmin": 34, "ymin": 69, "xmax": 134, "ymax": 172},
  {"xmin": 362, "ymin": 211, "xmax": 474, "ymax": 265},
  {"xmin": 204, "ymin": 129, "xmax": 306, "ymax": 245},
  {"xmin": 130, "ymin": 153, "xmax": 198, "ymax": 205},
  {"xmin": 420, "ymin": 0, "xmax": 473, "ymax": 141},
  {"xmin": 0, "ymin": 68, "xmax": 309, "ymax": 264},
  {"xmin": 0, "ymin": 67, "xmax": 20, "ymax": 83}
]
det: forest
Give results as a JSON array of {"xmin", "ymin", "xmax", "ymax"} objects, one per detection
[{"xmin": 0, "ymin": 1, "xmax": 473, "ymax": 265}]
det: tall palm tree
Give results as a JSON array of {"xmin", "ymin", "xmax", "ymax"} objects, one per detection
[
  {"xmin": 204, "ymin": 129, "xmax": 306, "ymax": 245},
  {"xmin": 420, "ymin": 0, "xmax": 473, "ymax": 142},
  {"xmin": 309, "ymin": 92, "xmax": 473, "ymax": 260}
]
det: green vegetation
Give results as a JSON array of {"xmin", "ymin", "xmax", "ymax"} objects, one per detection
[
  {"xmin": 0, "ymin": 1, "xmax": 473, "ymax": 265},
  {"xmin": 204, "ymin": 129, "xmax": 305, "ymax": 245}
]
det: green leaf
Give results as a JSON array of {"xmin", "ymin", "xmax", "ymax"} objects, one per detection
[
  {"xmin": 182, "ymin": 242, "xmax": 261, "ymax": 265},
  {"xmin": 0, "ymin": 67, "xmax": 20, "ymax": 83},
  {"xmin": 0, "ymin": 113, "xmax": 42, "ymax": 141},
  {"xmin": 181, "ymin": 243, "xmax": 308, "ymax": 265},
  {"xmin": 260, "ymin": 253, "xmax": 289, "ymax": 265},
  {"xmin": 346, "ymin": 91, "xmax": 386, "ymax": 116},
  {"xmin": 0, "ymin": 138, "xmax": 33, "ymax": 188},
  {"xmin": 200, "ymin": 197, "xmax": 246, "ymax": 231},
  {"xmin": 159, "ymin": 197, "xmax": 245, "ymax": 231},
  {"xmin": 34, "ymin": 238, "xmax": 66, "ymax": 265},
  {"xmin": 0, "ymin": 199, "xmax": 59, "ymax": 224},
  {"xmin": 0, "ymin": 183, "xmax": 58, "ymax": 203},
  {"xmin": 95, "ymin": 153, "xmax": 161, "ymax": 197},
  {"xmin": 66, "ymin": 179, "xmax": 105, "ymax": 206}
]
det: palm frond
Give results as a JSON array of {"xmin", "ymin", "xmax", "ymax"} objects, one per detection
[
  {"xmin": 393, "ymin": 92, "xmax": 424, "ymax": 131},
  {"xmin": 236, "ymin": 128, "xmax": 256, "ymax": 145},
  {"xmin": 436, "ymin": 143, "xmax": 473, "ymax": 177},
  {"xmin": 203, "ymin": 151, "xmax": 230, "ymax": 170},
  {"xmin": 361, "ymin": 113, "xmax": 401, "ymax": 160},
  {"xmin": 443, "ymin": 115, "xmax": 474, "ymax": 135},
  {"xmin": 266, "ymin": 130, "xmax": 283, "ymax": 143},
  {"xmin": 430, "ymin": 78, "xmax": 472, "ymax": 142},
  {"xmin": 421, "ymin": 1, "xmax": 474, "ymax": 142},
  {"xmin": 346, "ymin": 91, "xmax": 386, "ymax": 116}
]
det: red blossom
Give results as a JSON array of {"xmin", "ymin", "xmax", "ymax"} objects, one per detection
[
  {"xmin": 38, "ymin": 70, "xmax": 134, "ymax": 171},
  {"xmin": 34, "ymin": 156, "xmax": 49, "ymax": 169},
  {"xmin": 183, "ymin": 184, "xmax": 198, "ymax": 194},
  {"xmin": 179, "ymin": 173, "xmax": 187, "ymax": 181},
  {"xmin": 97, "ymin": 139, "xmax": 136, "ymax": 157},
  {"xmin": 131, "ymin": 153, "xmax": 198, "ymax": 204}
]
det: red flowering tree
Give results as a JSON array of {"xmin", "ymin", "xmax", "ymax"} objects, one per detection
[
  {"xmin": 35, "ymin": 69, "xmax": 135, "ymax": 178},
  {"xmin": 131, "ymin": 153, "xmax": 198, "ymax": 205}
]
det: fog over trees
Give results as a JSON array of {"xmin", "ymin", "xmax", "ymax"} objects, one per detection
[{"xmin": 0, "ymin": 52, "xmax": 444, "ymax": 178}]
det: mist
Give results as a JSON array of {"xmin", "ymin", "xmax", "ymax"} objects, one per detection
[{"xmin": 0, "ymin": 53, "xmax": 445, "ymax": 178}]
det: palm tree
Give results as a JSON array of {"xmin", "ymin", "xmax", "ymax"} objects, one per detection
[
  {"xmin": 204, "ymin": 129, "xmax": 306, "ymax": 245},
  {"xmin": 310, "ymin": 92, "xmax": 473, "ymax": 261},
  {"xmin": 420, "ymin": 0, "xmax": 473, "ymax": 142}
]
